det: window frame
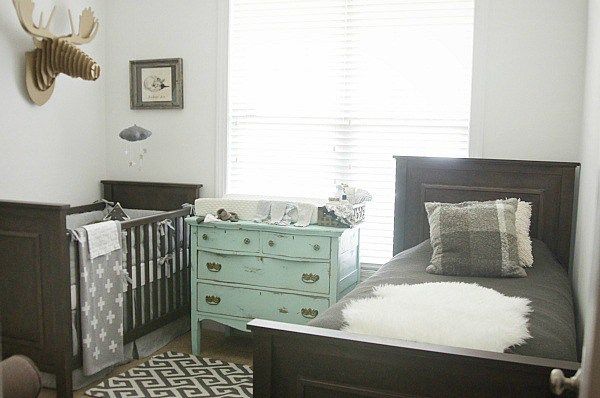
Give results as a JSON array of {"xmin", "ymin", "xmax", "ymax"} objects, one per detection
[{"xmin": 215, "ymin": 0, "xmax": 483, "ymax": 268}]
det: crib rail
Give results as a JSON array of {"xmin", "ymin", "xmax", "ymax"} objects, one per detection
[{"xmin": 120, "ymin": 207, "xmax": 191, "ymax": 342}]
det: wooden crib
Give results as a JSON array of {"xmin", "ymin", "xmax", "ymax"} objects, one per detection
[{"xmin": 0, "ymin": 180, "xmax": 202, "ymax": 396}]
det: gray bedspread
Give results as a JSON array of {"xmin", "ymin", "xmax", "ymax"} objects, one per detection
[{"xmin": 310, "ymin": 239, "xmax": 578, "ymax": 362}]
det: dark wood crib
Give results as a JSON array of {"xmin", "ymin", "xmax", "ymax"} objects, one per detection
[{"xmin": 0, "ymin": 180, "xmax": 202, "ymax": 396}]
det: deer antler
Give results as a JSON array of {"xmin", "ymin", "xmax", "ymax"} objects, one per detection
[
  {"xmin": 12, "ymin": 0, "xmax": 56, "ymax": 39},
  {"xmin": 61, "ymin": 7, "xmax": 99, "ymax": 45}
]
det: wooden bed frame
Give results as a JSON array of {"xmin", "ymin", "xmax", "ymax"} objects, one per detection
[
  {"xmin": 0, "ymin": 180, "xmax": 202, "ymax": 396},
  {"xmin": 249, "ymin": 156, "xmax": 581, "ymax": 398}
]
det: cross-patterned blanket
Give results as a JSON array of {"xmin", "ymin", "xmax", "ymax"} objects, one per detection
[{"xmin": 74, "ymin": 224, "xmax": 125, "ymax": 376}]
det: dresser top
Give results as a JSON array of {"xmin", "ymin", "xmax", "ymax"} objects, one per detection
[{"xmin": 186, "ymin": 217, "xmax": 352, "ymax": 237}]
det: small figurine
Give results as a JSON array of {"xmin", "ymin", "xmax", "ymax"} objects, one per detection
[
  {"xmin": 216, "ymin": 208, "xmax": 239, "ymax": 222},
  {"xmin": 103, "ymin": 202, "xmax": 130, "ymax": 221}
]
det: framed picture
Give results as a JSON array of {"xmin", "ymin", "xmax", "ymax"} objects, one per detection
[{"xmin": 130, "ymin": 58, "xmax": 183, "ymax": 109}]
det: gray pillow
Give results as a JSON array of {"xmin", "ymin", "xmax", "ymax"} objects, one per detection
[{"xmin": 424, "ymin": 199, "xmax": 526, "ymax": 278}]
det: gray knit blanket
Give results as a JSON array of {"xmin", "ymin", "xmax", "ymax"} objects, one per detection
[{"xmin": 73, "ymin": 224, "xmax": 125, "ymax": 375}]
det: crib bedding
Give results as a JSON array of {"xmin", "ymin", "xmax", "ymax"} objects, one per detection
[
  {"xmin": 70, "ymin": 249, "xmax": 186, "ymax": 356},
  {"xmin": 69, "ymin": 250, "xmax": 186, "ymax": 311},
  {"xmin": 68, "ymin": 216, "xmax": 184, "ymax": 285},
  {"xmin": 309, "ymin": 239, "xmax": 577, "ymax": 362},
  {"xmin": 66, "ymin": 208, "xmax": 187, "ymax": 354}
]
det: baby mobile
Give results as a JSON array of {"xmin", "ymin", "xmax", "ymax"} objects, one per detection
[{"xmin": 119, "ymin": 124, "xmax": 152, "ymax": 170}]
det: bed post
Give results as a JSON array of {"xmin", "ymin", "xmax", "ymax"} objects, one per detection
[
  {"xmin": 54, "ymin": 205, "xmax": 73, "ymax": 396},
  {"xmin": 393, "ymin": 157, "xmax": 408, "ymax": 256},
  {"xmin": 0, "ymin": 201, "xmax": 73, "ymax": 395},
  {"xmin": 253, "ymin": 331, "xmax": 273, "ymax": 398}
]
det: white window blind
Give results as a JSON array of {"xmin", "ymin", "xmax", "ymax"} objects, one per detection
[{"xmin": 227, "ymin": 0, "xmax": 474, "ymax": 265}]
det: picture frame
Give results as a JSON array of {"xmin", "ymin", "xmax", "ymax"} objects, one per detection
[{"xmin": 130, "ymin": 58, "xmax": 183, "ymax": 109}]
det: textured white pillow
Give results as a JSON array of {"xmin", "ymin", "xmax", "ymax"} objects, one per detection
[{"xmin": 516, "ymin": 200, "xmax": 534, "ymax": 267}]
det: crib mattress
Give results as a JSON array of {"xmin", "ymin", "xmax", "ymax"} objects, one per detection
[{"xmin": 309, "ymin": 239, "xmax": 578, "ymax": 362}]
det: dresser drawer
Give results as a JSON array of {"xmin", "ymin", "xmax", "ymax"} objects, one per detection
[
  {"xmin": 198, "ymin": 251, "xmax": 330, "ymax": 294},
  {"xmin": 261, "ymin": 232, "xmax": 331, "ymax": 260},
  {"xmin": 197, "ymin": 283, "xmax": 329, "ymax": 324},
  {"xmin": 197, "ymin": 228, "xmax": 260, "ymax": 253}
]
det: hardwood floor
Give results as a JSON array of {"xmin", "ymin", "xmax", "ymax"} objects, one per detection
[{"xmin": 39, "ymin": 329, "xmax": 253, "ymax": 398}]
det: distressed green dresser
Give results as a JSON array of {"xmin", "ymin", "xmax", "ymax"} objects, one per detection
[{"xmin": 186, "ymin": 217, "xmax": 360, "ymax": 354}]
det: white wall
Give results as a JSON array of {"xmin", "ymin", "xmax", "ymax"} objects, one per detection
[
  {"xmin": 575, "ymin": 0, "xmax": 600, "ymax": 377},
  {"xmin": 103, "ymin": 0, "xmax": 587, "ymax": 198},
  {"xmin": 0, "ymin": 0, "xmax": 106, "ymax": 205},
  {"xmin": 104, "ymin": 0, "xmax": 218, "ymax": 196},
  {"xmin": 470, "ymin": 0, "xmax": 587, "ymax": 161}
]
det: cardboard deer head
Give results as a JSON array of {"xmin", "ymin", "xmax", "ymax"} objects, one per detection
[{"xmin": 13, "ymin": 0, "xmax": 100, "ymax": 105}]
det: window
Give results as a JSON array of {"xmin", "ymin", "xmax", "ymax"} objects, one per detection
[{"xmin": 226, "ymin": 0, "xmax": 474, "ymax": 265}]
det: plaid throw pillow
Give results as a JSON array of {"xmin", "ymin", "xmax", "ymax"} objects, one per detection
[{"xmin": 424, "ymin": 199, "xmax": 526, "ymax": 278}]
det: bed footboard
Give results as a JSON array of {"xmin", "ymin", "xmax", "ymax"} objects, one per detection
[{"xmin": 248, "ymin": 319, "xmax": 579, "ymax": 398}]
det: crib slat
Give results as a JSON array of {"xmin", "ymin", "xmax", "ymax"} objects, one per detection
[
  {"xmin": 144, "ymin": 223, "xmax": 151, "ymax": 324},
  {"xmin": 125, "ymin": 228, "xmax": 133, "ymax": 333},
  {"xmin": 152, "ymin": 222, "xmax": 159, "ymax": 320},
  {"xmin": 182, "ymin": 219, "xmax": 189, "ymax": 308},
  {"xmin": 167, "ymin": 220, "xmax": 175, "ymax": 313},
  {"xmin": 174, "ymin": 217, "xmax": 182, "ymax": 310},
  {"xmin": 134, "ymin": 225, "xmax": 142, "ymax": 328},
  {"xmin": 160, "ymin": 224, "xmax": 167, "ymax": 316}
]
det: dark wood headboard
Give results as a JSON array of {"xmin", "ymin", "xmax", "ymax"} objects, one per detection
[
  {"xmin": 393, "ymin": 156, "xmax": 579, "ymax": 269},
  {"xmin": 101, "ymin": 180, "xmax": 202, "ymax": 211}
]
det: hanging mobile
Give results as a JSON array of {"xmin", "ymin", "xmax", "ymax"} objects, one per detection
[{"xmin": 118, "ymin": 124, "xmax": 152, "ymax": 170}]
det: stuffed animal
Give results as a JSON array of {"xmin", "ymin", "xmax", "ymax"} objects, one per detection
[
  {"xmin": 216, "ymin": 208, "xmax": 239, "ymax": 222},
  {"xmin": 103, "ymin": 202, "xmax": 130, "ymax": 221}
]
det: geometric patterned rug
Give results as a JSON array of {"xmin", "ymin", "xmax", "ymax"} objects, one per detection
[{"xmin": 85, "ymin": 351, "xmax": 253, "ymax": 397}]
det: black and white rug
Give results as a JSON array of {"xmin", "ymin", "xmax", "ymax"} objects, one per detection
[{"xmin": 86, "ymin": 351, "xmax": 253, "ymax": 397}]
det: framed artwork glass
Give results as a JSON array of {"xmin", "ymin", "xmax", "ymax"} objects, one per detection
[{"xmin": 130, "ymin": 58, "xmax": 183, "ymax": 109}]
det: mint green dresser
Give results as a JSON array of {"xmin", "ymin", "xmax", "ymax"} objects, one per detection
[{"xmin": 186, "ymin": 217, "xmax": 360, "ymax": 354}]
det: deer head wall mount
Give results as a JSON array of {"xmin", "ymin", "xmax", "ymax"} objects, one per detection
[{"xmin": 13, "ymin": 0, "xmax": 100, "ymax": 105}]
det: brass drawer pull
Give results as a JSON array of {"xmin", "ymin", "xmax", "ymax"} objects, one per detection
[
  {"xmin": 301, "ymin": 273, "xmax": 320, "ymax": 283},
  {"xmin": 202, "ymin": 234, "xmax": 208, "ymax": 241},
  {"xmin": 268, "ymin": 240, "xmax": 275, "ymax": 247},
  {"xmin": 206, "ymin": 262, "xmax": 222, "ymax": 272},
  {"xmin": 244, "ymin": 237, "xmax": 251, "ymax": 245},
  {"xmin": 313, "ymin": 244, "xmax": 320, "ymax": 251},
  {"xmin": 205, "ymin": 295, "xmax": 221, "ymax": 305},
  {"xmin": 301, "ymin": 308, "xmax": 318, "ymax": 319}
]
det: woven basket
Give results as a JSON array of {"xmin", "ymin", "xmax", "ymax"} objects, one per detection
[{"xmin": 317, "ymin": 203, "xmax": 365, "ymax": 228}]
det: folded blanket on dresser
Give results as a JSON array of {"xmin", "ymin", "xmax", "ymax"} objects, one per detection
[{"xmin": 73, "ymin": 221, "xmax": 125, "ymax": 376}]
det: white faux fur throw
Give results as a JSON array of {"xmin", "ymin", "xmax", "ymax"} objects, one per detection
[{"xmin": 342, "ymin": 282, "xmax": 532, "ymax": 353}]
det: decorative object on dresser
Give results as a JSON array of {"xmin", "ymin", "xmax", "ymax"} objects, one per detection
[
  {"xmin": 187, "ymin": 218, "xmax": 360, "ymax": 354},
  {"xmin": 12, "ymin": 0, "xmax": 101, "ymax": 105},
  {"xmin": 0, "ymin": 180, "xmax": 202, "ymax": 396},
  {"xmin": 130, "ymin": 58, "xmax": 184, "ymax": 109},
  {"xmin": 318, "ymin": 183, "xmax": 371, "ymax": 227}
]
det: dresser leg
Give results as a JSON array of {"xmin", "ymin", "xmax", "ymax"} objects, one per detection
[{"xmin": 192, "ymin": 318, "xmax": 201, "ymax": 355}]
